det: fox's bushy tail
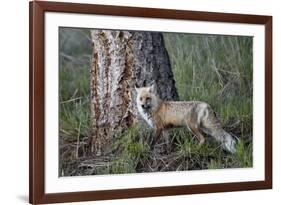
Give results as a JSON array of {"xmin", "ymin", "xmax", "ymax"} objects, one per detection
[
  {"xmin": 204, "ymin": 126, "xmax": 237, "ymax": 153},
  {"xmin": 202, "ymin": 107, "xmax": 237, "ymax": 153},
  {"xmin": 214, "ymin": 129, "xmax": 236, "ymax": 153}
]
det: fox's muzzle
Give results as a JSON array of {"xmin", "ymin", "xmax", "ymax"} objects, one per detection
[{"xmin": 141, "ymin": 104, "xmax": 151, "ymax": 110}]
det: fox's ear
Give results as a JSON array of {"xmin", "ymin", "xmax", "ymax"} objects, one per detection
[
  {"xmin": 134, "ymin": 83, "xmax": 140, "ymax": 93},
  {"xmin": 149, "ymin": 82, "xmax": 157, "ymax": 93}
]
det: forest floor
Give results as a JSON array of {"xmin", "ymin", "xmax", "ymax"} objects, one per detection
[{"xmin": 59, "ymin": 123, "xmax": 252, "ymax": 176}]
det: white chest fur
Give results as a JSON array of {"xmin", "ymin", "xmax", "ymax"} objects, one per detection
[{"xmin": 137, "ymin": 104, "xmax": 154, "ymax": 128}]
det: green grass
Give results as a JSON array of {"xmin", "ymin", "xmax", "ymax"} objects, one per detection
[
  {"xmin": 59, "ymin": 64, "xmax": 90, "ymax": 139},
  {"xmin": 59, "ymin": 28, "xmax": 91, "ymax": 141},
  {"xmin": 164, "ymin": 34, "xmax": 253, "ymax": 139},
  {"xmin": 94, "ymin": 125, "xmax": 253, "ymax": 174},
  {"xmin": 59, "ymin": 29, "xmax": 253, "ymax": 176},
  {"xmin": 172, "ymin": 128, "xmax": 252, "ymax": 170},
  {"xmin": 108, "ymin": 125, "xmax": 151, "ymax": 174},
  {"xmin": 163, "ymin": 33, "xmax": 253, "ymax": 170}
]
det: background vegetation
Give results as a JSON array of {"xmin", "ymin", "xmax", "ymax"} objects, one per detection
[{"xmin": 59, "ymin": 28, "xmax": 253, "ymax": 176}]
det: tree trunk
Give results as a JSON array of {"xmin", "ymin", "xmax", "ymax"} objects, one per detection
[{"xmin": 90, "ymin": 30, "xmax": 178, "ymax": 156}]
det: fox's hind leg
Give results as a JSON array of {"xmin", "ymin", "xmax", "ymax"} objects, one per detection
[{"xmin": 187, "ymin": 123, "xmax": 205, "ymax": 145}]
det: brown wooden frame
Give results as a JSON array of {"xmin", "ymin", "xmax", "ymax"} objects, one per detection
[{"xmin": 29, "ymin": 1, "xmax": 272, "ymax": 204}]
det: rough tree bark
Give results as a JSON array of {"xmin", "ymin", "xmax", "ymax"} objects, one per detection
[{"xmin": 90, "ymin": 30, "xmax": 178, "ymax": 156}]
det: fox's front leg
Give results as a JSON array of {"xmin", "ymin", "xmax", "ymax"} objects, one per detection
[{"xmin": 151, "ymin": 127, "xmax": 162, "ymax": 148}]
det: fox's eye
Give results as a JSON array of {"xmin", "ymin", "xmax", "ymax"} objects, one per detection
[
  {"xmin": 140, "ymin": 97, "xmax": 143, "ymax": 101},
  {"xmin": 146, "ymin": 97, "xmax": 151, "ymax": 101}
]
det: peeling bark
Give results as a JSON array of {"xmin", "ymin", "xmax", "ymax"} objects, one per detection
[{"xmin": 90, "ymin": 30, "xmax": 178, "ymax": 156}]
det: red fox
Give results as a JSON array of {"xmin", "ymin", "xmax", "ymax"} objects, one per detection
[{"xmin": 135, "ymin": 83, "xmax": 236, "ymax": 153}]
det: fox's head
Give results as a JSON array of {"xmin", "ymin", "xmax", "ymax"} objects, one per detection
[{"xmin": 135, "ymin": 83, "xmax": 159, "ymax": 112}]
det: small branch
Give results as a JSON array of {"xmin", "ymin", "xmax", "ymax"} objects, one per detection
[{"xmin": 60, "ymin": 97, "xmax": 83, "ymax": 104}]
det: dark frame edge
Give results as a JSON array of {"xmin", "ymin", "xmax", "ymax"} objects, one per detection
[
  {"xmin": 29, "ymin": 2, "xmax": 38, "ymax": 204},
  {"xmin": 264, "ymin": 16, "xmax": 273, "ymax": 189},
  {"xmin": 29, "ymin": 1, "xmax": 45, "ymax": 204},
  {"xmin": 37, "ymin": 1, "xmax": 271, "ymax": 24},
  {"xmin": 29, "ymin": 1, "xmax": 273, "ymax": 204},
  {"xmin": 38, "ymin": 181, "xmax": 271, "ymax": 204},
  {"xmin": 29, "ymin": 2, "xmax": 33, "ymax": 203}
]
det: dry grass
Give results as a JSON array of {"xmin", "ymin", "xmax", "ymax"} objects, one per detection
[{"xmin": 60, "ymin": 124, "xmax": 252, "ymax": 176}]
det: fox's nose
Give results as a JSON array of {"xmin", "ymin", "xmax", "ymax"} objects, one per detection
[{"xmin": 141, "ymin": 104, "xmax": 146, "ymax": 109}]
